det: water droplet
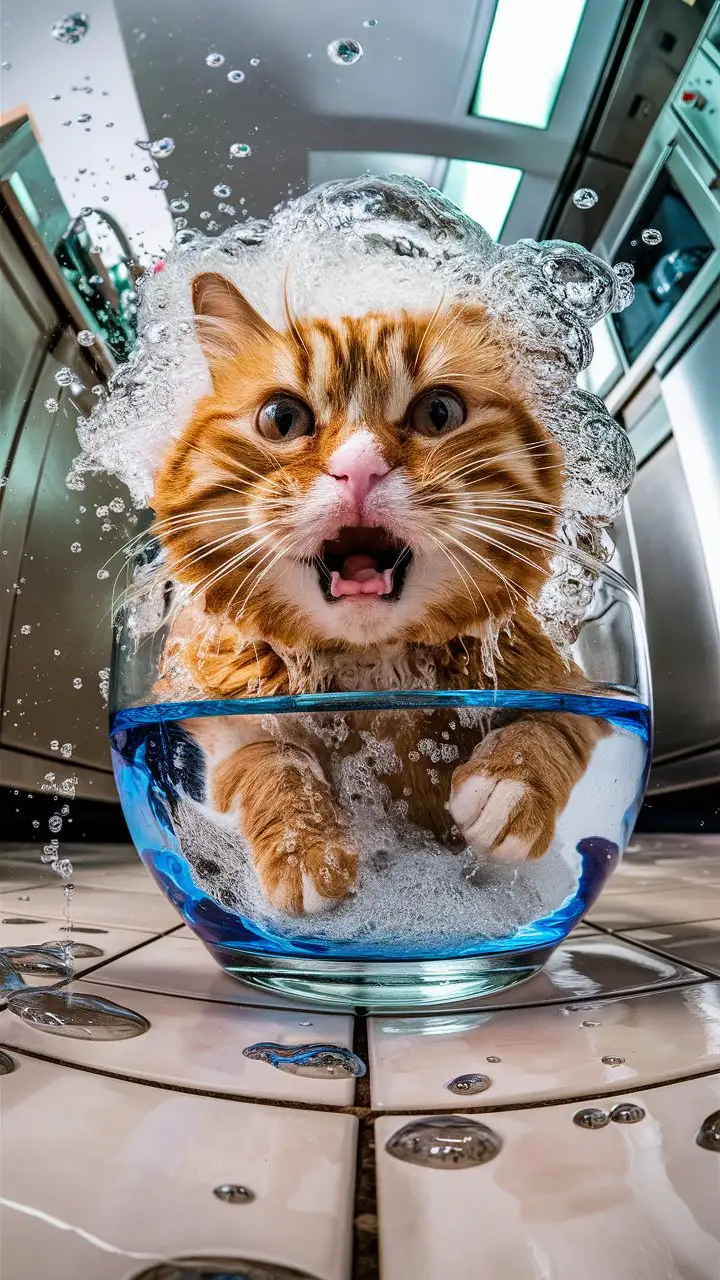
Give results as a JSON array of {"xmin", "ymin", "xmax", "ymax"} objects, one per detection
[
  {"xmin": 55, "ymin": 367, "xmax": 74, "ymax": 387},
  {"xmin": 486, "ymin": 1055, "xmax": 501, "ymax": 1064},
  {"xmin": 213, "ymin": 183, "xmax": 231, "ymax": 198},
  {"xmin": 446, "ymin": 1072, "xmax": 491, "ymax": 1096},
  {"xmin": 70, "ymin": 542, "xmax": 81, "ymax": 553},
  {"xmin": 76, "ymin": 329, "xmax": 95, "ymax": 347},
  {"xmin": 581, "ymin": 1020, "xmax": 601, "ymax": 1028},
  {"xmin": 601, "ymin": 1055, "xmax": 625, "ymax": 1066},
  {"xmin": 363, "ymin": 18, "xmax": 378, "ymax": 27},
  {"xmin": 44, "ymin": 397, "xmax": 59, "ymax": 413},
  {"xmin": 51, "ymin": 13, "xmax": 89, "ymax": 45},
  {"xmin": 20, "ymin": 624, "xmax": 31, "ymax": 636},
  {"xmin": 0, "ymin": 1050, "xmax": 16, "ymax": 1075},
  {"xmin": 386, "ymin": 1115, "xmax": 502, "ymax": 1169},
  {"xmin": 641, "ymin": 227, "xmax": 662, "ymax": 246},
  {"xmin": 1, "ymin": 60, "xmax": 12, "ymax": 71},
  {"xmin": 72, "ymin": 677, "xmax": 82, "ymax": 689},
  {"xmin": 229, "ymin": 142, "xmax": 252, "ymax": 158},
  {"xmin": 60, "ymin": 923, "xmax": 107, "ymax": 934},
  {"xmin": 150, "ymin": 178, "xmax": 169, "ymax": 191},
  {"xmin": 170, "ymin": 198, "xmax": 189, "ymax": 213},
  {"xmin": 149, "ymin": 137, "xmax": 174, "ymax": 159},
  {"xmin": 573, "ymin": 1107, "xmax": 609, "ymax": 1130},
  {"xmin": 242, "ymin": 1042, "xmax": 366, "ymax": 1079},
  {"xmin": 205, "ymin": 52, "xmax": 225, "ymax": 67},
  {"xmin": 614, "ymin": 261, "xmax": 634, "ymax": 281},
  {"xmin": 213, "ymin": 1183, "xmax": 254, "ymax": 1204},
  {"xmin": 327, "ymin": 38, "xmax": 364, "ymax": 66},
  {"xmin": 52, "ymin": 859, "xmax": 74, "ymax": 878},
  {"xmin": 696, "ymin": 1110, "xmax": 720, "ymax": 1152},
  {"xmin": 572, "ymin": 188, "xmax": 598, "ymax": 210},
  {"xmin": 76, "ymin": 112, "xmax": 91, "ymax": 124},
  {"xmin": 227, "ymin": 69, "xmax": 245, "ymax": 83},
  {"xmin": 60, "ymin": 742, "xmax": 73, "ymax": 757},
  {"xmin": 7, "ymin": 990, "xmax": 150, "ymax": 1040},
  {"xmin": 1, "ymin": 917, "xmax": 44, "ymax": 925},
  {"xmin": 610, "ymin": 1101, "xmax": 645, "ymax": 1125},
  {"xmin": 44, "ymin": 939, "xmax": 103, "ymax": 959},
  {"xmin": 48, "ymin": 814, "xmax": 63, "ymax": 834}
]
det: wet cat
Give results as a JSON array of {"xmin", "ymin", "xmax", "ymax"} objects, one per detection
[{"xmin": 151, "ymin": 271, "xmax": 607, "ymax": 914}]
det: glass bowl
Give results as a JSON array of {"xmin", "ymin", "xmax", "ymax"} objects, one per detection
[{"xmin": 110, "ymin": 542, "xmax": 651, "ymax": 1010}]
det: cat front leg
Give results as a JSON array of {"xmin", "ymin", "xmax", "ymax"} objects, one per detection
[
  {"xmin": 448, "ymin": 713, "xmax": 609, "ymax": 863},
  {"xmin": 210, "ymin": 740, "xmax": 358, "ymax": 914}
]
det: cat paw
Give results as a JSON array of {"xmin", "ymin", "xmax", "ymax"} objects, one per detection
[
  {"xmin": 257, "ymin": 838, "xmax": 358, "ymax": 916},
  {"xmin": 449, "ymin": 731, "xmax": 559, "ymax": 863}
]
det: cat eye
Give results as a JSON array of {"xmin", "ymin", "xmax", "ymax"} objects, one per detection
[
  {"xmin": 408, "ymin": 389, "xmax": 466, "ymax": 437},
  {"xmin": 256, "ymin": 395, "xmax": 315, "ymax": 442}
]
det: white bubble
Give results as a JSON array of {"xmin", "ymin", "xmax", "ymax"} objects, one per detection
[
  {"xmin": 96, "ymin": 568, "xmax": 109, "ymax": 580},
  {"xmin": 363, "ymin": 17, "xmax": 378, "ymax": 26},
  {"xmin": 213, "ymin": 183, "xmax": 231, "ymax": 198},
  {"xmin": 70, "ymin": 541, "xmax": 82, "ymax": 553},
  {"xmin": 249, "ymin": 57, "xmax": 260, "ymax": 66},
  {"xmin": 60, "ymin": 743, "xmax": 73, "ymax": 758},
  {"xmin": 55, "ymin": 367, "xmax": 74, "ymax": 387},
  {"xmin": 20, "ymin": 624, "xmax": 31, "ymax": 635},
  {"xmin": 48, "ymin": 814, "xmax": 63, "ymax": 834},
  {"xmin": 227, "ymin": 69, "xmax": 245, "ymax": 83},
  {"xmin": 72, "ymin": 677, "xmax": 83, "ymax": 689},
  {"xmin": 170, "ymin": 198, "xmax": 189, "ymax": 213},
  {"xmin": 149, "ymin": 137, "xmax": 175, "ymax": 159},
  {"xmin": 572, "ymin": 188, "xmax": 598, "ymax": 210},
  {"xmin": 50, "ymin": 740, "xmax": 59, "ymax": 751},
  {"xmin": 229, "ymin": 142, "xmax": 252, "ymax": 158},
  {"xmin": 205, "ymin": 52, "xmax": 225, "ymax": 67},
  {"xmin": 50, "ymin": 13, "xmax": 89, "ymax": 45},
  {"xmin": 150, "ymin": 179, "xmax": 169, "ymax": 190},
  {"xmin": 77, "ymin": 329, "xmax": 95, "ymax": 347},
  {"xmin": 108, "ymin": 496, "xmax": 125, "ymax": 513},
  {"xmin": 613, "ymin": 261, "xmax": 634, "ymax": 281},
  {"xmin": 327, "ymin": 38, "xmax": 363, "ymax": 65},
  {"xmin": 641, "ymin": 227, "xmax": 662, "ymax": 246},
  {"xmin": 44, "ymin": 397, "xmax": 59, "ymax": 412}
]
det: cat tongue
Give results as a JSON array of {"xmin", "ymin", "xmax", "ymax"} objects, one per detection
[{"xmin": 330, "ymin": 554, "xmax": 392, "ymax": 598}]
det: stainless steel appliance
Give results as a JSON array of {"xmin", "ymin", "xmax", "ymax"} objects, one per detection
[{"xmin": 583, "ymin": 6, "xmax": 720, "ymax": 794}]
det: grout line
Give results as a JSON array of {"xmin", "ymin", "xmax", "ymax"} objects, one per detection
[
  {"xmin": 2, "ymin": 1039, "xmax": 718, "ymax": 1118},
  {"xmin": 609, "ymin": 934, "xmax": 720, "ymax": 983}
]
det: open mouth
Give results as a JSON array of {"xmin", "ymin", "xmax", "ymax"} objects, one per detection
[{"xmin": 315, "ymin": 526, "xmax": 412, "ymax": 603}]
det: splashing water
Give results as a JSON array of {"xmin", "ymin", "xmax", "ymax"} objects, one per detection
[
  {"xmin": 386, "ymin": 1116, "xmax": 503, "ymax": 1168},
  {"xmin": 242, "ymin": 1042, "xmax": 366, "ymax": 1078}
]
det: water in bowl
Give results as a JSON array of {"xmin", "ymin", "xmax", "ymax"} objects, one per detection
[{"xmin": 110, "ymin": 690, "xmax": 649, "ymax": 1008}]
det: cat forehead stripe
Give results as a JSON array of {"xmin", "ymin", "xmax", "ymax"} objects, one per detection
[{"xmin": 300, "ymin": 314, "xmax": 421, "ymax": 423}]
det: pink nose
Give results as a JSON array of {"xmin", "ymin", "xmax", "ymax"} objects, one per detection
[{"xmin": 328, "ymin": 432, "xmax": 390, "ymax": 508}]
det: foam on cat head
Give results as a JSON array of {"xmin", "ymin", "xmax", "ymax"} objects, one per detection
[{"xmin": 72, "ymin": 174, "xmax": 635, "ymax": 638}]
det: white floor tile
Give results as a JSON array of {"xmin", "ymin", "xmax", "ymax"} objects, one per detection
[
  {"xmin": 0, "ymin": 883, "xmax": 180, "ymax": 933},
  {"xmin": 0, "ymin": 916, "xmax": 152, "ymax": 986},
  {"xmin": 587, "ymin": 882, "xmax": 720, "ymax": 929},
  {"xmin": 375, "ymin": 1074, "xmax": 720, "ymax": 1280},
  {"xmin": 623, "ymin": 921, "xmax": 720, "ymax": 977},
  {"xmin": 0, "ymin": 980, "xmax": 358, "ymax": 1106},
  {"xmin": 0, "ymin": 1054, "xmax": 356, "ymax": 1280},
  {"xmin": 368, "ymin": 982, "xmax": 720, "ymax": 1110}
]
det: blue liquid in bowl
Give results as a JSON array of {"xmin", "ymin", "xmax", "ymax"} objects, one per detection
[{"xmin": 110, "ymin": 690, "xmax": 650, "ymax": 967}]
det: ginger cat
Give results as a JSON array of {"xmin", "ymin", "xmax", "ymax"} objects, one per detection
[{"xmin": 151, "ymin": 271, "xmax": 607, "ymax": 914}]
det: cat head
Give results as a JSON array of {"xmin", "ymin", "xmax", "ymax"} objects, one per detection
[{"xmin": 152, "ymin": 271, "xmax": 564, "ymax": 652}]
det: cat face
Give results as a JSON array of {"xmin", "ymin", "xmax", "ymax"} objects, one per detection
[{"xmin": 152, "ymin": 271, "xmax": 563, "ymax": 651}]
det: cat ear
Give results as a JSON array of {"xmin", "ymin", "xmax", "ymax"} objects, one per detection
[{"xmin": 191, "ymin": 272, "xmax": 274, "ymax": 369}]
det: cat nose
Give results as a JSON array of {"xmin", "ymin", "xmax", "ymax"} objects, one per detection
[{"xmin": 327, "ymin": 432, "xmax": 390, "ymax": 508}]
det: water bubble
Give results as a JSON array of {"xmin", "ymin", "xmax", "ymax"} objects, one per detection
[
  {"xmin": 0, "ymin": 1051, "xmax": 16, "ymax": 1075},
  {"xmin": 614, "ymin": 261, "xmax": 634, "ymax": 281},
  {"xmin": 108, "ymin": 496, "xmax": 125, "ymax": 513},
  {"xmin": 53, "ymin": 860, "xmax": 74, "ymax": 878},
  {"xmin": 150, "ymin": 179, "xmax": 168, "ymax": 190},
  {"xmin": 446, "ymin": 1073, "xmax": 491, "ymax": 1096},
  {"xmin": 45, "ymin": 397, "xmax": 59, "ymax": 414},
  {"xmin": 1, "ymin": 61, "xmax": 11, "ymax": 71},
  {"xmin": 48, "ymin": 814, "xmax": 63, "ymax": 834},
  {"xmin": 572, "ymin": 188, "xmax": 598, "ymax": 210},
  {"xmin": 96, "ymin": 568, "xmax": 109, "ymax": 580},
  {"xmin": 170, "ymin": 198, "xmax": 189, "ymax": 213},
  {"xmin": 70, "ymin": 541, "xmax": 82, "ymax": 553},
  {"xmin": 6, "ymin": 989, "xmax": 150, "ymax": 1040},
  {"xmin": 227, "ymin": 69, "xmax": 245, "ymax": 83},
  {"xmin": 51, "ymin": 13, "xmax": 89, "ymax": 44},
  {"xmin": 581, "ymin": 1020, "xmax": 601, "ymax": 1028},
  {"xmin": 641, "ymin": 227, "xmax": 662, "ymax": 246},
  {"xmin": 386, "ymin": 1115, "xmax": 502, "ymax": 1169},
  {"xmin": 229, "ymin": 142, "xmax": 252, "ymax": 159},
  {"xmin": 213, "ymin": 183, "xmax": 232, "ymax": 198},
  {"xmin": 205, "ymin": 52, "xmax": 225, "ymax": 67},
  {"xmin": 486, "ymin": 1055, "xmax": 501, "ymax": 1063},
  {"xmin": 55, "ymin": 367, "xmax": 74, "ymax": 387},
  {"xmin": 2, "ymin": 917, "xmax": 43, "ymax": 925},
  {"xmin": 60, "ymin": 804, "xmax": 70, "ymax": 816},
  {"xmin": 20, "ymin": 624, "xmax": 31, "ymax": 636},
  {"xmin": 573, "ymin": 1107, "xmax": 609, "ymax": 1130},
  {"xmin": 72, "ymin": 677, "xmax": 83, "ymax": 689},
  {"xmin": 327, "ymin": 38, "xmax": 364, "ymax": 66},
  {"xmin": 149, "ymin": 137, "xmax": 175, "ymax": 159},
  {"xmin": 50, "ymin": 740, "xmax": 59, "ymax": 751},
  {"xmin": 76, "ymin": 112, "xmax": 91, "ymax": 124},
  {"xmin": 60, "ymin": 742, "xmax": 73, "ymax": 757},
  {"xmin": 242, "ymin": 1042, "xmax": 366, "ymax": 1079},
  {"xmin": 88, "ymin": 274, "xmax": 103, "ymax": 286},
  {"xmin": 609, "ymin": 1101, "xmax": 645, "ymax": 1125},
  {"xmin": 213, "ymin": 1184, "xmax": 254, "ymax": 1204},
  {"xmin": 601, "ymin": 1055, "xmax": 625, "ymax": 1066},
  {"xmin": 363, "ymin": 18, "xmax": 378, "ymax": 27},
  {"xmin": 76, "ymin": 329, "xmax": 95, "ymax": 347},
  {"xmin": 44, "ymin": 939, "xmax": 102, "ymax": 959},
  {"xmin": 696, "ymin": 1110, "xmax": 720, "ymax": 1152}
]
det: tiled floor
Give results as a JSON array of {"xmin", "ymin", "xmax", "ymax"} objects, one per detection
[{"xmin": 1, "ymin": 834, "xmax": 719, "ymax": 1279}]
